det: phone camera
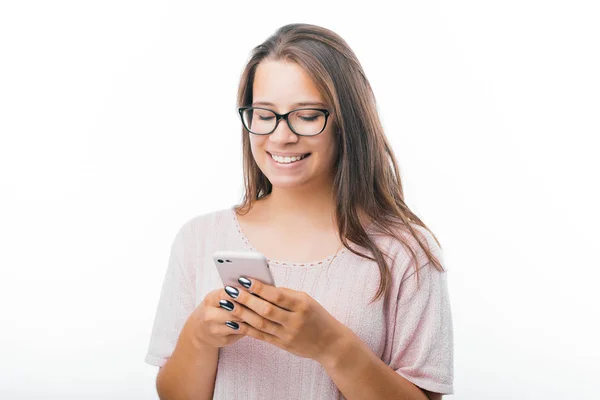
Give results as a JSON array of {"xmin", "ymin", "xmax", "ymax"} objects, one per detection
[
  {"xmin": 217, "ymin": 259, "xmax": 224, "ymax": 263},
  {"xmin": 226, "ymin": 259, "xmax": 232, "ymax": 263}
]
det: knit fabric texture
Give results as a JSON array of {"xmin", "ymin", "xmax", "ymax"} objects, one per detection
[{"xmin": 145, "ymin": 206, "xmax": 454, "ymax": 398}]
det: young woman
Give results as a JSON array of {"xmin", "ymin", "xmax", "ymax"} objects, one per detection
[{"xmin": 145, "ymin": 23, "xmax": 454, "ymax": 400}]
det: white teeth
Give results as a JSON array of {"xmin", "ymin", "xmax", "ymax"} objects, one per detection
[{"xmin": 270, "ymin": 153, "xmax": 308, "ymax": 164}]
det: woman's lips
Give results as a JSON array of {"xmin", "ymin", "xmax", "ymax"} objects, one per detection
[{"xmin": 267, "ymin": 152, "xmax": 311, "ymax": 167}]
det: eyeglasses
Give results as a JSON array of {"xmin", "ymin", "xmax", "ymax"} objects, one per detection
[{"xmin": 238, "ymin": 106, "xmax": 331, "ymax": 136}]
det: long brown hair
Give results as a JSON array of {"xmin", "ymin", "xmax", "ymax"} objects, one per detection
[{"xmin": 234, "ymin": 23, "xmax": 445, "ymax": 303}]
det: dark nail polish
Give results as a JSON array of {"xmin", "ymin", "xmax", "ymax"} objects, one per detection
[
  {"xmin": 238, "ymin": 277, "xmax": 251, "ymax": 289},
  {"xmin": 224, "ymin": 285, "xmax": 239, "ymax": 299},
  {"xmin": 219, "ymin": 299, "xmax": 234, "ymax": 311},
  {"xmin": 225, "ymin": 321, "xmax": 239, "ymax": 330}
]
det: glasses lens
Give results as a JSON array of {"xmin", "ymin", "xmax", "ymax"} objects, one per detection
[
  {"xmin": 242, "ymin": 108, "xmax": 276, "ymax": 134},
  {"xmin": 289, "ymin": 109, "xmax": 327, "ymax": 136}
]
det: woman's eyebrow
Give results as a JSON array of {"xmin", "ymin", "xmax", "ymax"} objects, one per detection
[{"xmin": 252, "ymin": 101, "xmax": 327, "ymax": 108}]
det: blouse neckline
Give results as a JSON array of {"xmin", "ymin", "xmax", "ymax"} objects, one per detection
[{"xmin": 229, "ymin": 206, "xmax": 347, "ymax": 267}]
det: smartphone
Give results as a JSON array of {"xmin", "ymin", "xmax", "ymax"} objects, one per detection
[{"xmin": 212, "ymin": 250, "xmax": 276, "ymax": 288}]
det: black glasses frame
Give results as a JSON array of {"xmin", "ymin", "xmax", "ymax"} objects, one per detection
[{"xmin": 238, "ymin": 106, "xmax": 331, "ymax": 136}]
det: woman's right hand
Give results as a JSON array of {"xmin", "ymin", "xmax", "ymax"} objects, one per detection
[{"xmin": 184, "ymin": 288, "xmax": 246, "ymax": 349}]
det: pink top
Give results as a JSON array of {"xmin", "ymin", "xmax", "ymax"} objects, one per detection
[{"xmin": 145, "ymin": 207, "xmax": 454, "ymax": 398}]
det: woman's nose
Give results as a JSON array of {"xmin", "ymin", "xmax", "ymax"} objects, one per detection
[{"xmin": 268, "ymin": 118, "xmax": 298, "ymax": 144}]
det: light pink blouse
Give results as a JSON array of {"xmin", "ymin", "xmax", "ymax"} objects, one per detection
[{"xmin": 145, "ymin": 207, "xmax": 454, "ymax": 398}]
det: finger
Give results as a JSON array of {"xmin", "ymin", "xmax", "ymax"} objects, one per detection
[
  {"xmin": 237, "ymin": 277, "xmax": 298, "ymax": 311},
  {"xmin": 224, "ymin": 285, "xmax": 289, "ymax": 325},
  {"xmin": 217, "ymin": 300, "xmax": 266, "ymax": 334},
  {"xmin": 235, "ymin": 321, "xmax": 284, "ymax": 348},
  {"xmin": 208, "ymin": 288, "xmax": 229, "ymax": 308},
  {"xmin": 213, "ymin": 314, "xmax": 245, "ymax": 337},
  {"xmin": 219, "ymin": 292, "xmax": 283, "ymax": 336},
  {"xmin": 218, "ymin": 324, "xmax": 247, "ymax": 346},
  {"xmin": 222, "ymin": 321, "xmax": 244, "ymax": 334},
  {"xmin": 226, "ymin": 297, "xmax": 284, "ymax": 337},
  {"xmin": 207, "ymin": 302, "xmax": 244, "ymax": 329}
]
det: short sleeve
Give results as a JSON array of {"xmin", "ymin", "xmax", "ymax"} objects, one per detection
[
  {"xmin": 389, "ymin": 261, "xmax": 454, "ymax": 394},
  {"xmin": 144, "ymin": 222, "xmax": 196, "ymax": 367}
]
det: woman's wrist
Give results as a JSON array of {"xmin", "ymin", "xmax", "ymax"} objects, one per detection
[{"xmin": 315, "ymin": 322, "xmax": 357, "ymax": 369}]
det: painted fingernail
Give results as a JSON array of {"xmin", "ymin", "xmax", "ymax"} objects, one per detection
[
  {"xmin": 219, "ymin": 299, "xmax": 234, "ymax": 311},
  {"xmin": 224, "ymin": 285, "xmax": 239, "ymax": 299},
  {"xmin": 238, "ymin": 277, "xmax": 252, "ymax": 289},
  {"xmin": 225, "ymin": 321, "xmax": 239, "ymax": 330}
]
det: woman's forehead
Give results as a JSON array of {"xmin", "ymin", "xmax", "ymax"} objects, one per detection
[
  {"xmin": 251, "ymin": 100, "xmax": 327, "ymax": 108},
  {"xmin": 253, "ymin": 60, "xmax": 325, "ymax": 108}
]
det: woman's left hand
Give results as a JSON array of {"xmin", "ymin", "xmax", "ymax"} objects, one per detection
[{"xmin": 222, "ymin": 277, "xmax": 347, "ymax": 362}]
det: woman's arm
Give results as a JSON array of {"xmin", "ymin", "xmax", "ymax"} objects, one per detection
[
  {"xmin": 318, "ymin": 324, "xmax": 436, "ymax": 400},
  {"xmin": 156, "ymin": 316, "xmax": 219, "ymax": 400}
]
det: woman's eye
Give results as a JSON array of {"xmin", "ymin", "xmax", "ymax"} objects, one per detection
[
  {"xmin": 258, "ymin": 115, "xmax": 275, "ymax": 121},
  {"xmin": 299, "ymin": 115, "xmax": 318, "ymax": 121}
]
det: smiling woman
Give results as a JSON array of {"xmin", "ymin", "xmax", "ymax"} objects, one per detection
[
  {"xmin": 243, "ymin": 60, "xmax": 339, "ymax": 190},
  {"xmin": 145, "ymin": 23, "xmax": 454, "ymax": 400}
]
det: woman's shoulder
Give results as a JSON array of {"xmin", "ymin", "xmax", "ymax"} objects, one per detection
[
  {"xmin": 174, "ymin": 206, "xmax": 235, "ymax": 240},
  {"xmin": 366, "ymin": 220, "xmax": 445, "ymax": 278}
]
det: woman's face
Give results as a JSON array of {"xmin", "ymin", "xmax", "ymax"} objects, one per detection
[{"xmin": 248, "ymin": 59, "xmax": 338, "ymax": 191}]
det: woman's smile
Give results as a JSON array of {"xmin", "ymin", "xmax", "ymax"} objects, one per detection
[{"xmin": 268, "ymin": 151, "xmax": 310, "ymax": 162}]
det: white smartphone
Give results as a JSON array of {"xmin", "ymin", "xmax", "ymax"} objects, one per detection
[{"xmin": 212, "ymin": 250, "xmax": 275, "ymax": 288}]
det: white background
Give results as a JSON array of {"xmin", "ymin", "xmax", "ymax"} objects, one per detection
[{"xmin": 1, "ymin": 1, "xmax": 599, "ymax": 399}]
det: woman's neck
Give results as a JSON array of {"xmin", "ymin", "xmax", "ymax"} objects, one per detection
[{"xmin": 259, "ymin": 184, "xmax": 337, "ymax": 230}]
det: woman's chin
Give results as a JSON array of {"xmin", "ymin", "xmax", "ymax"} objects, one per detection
[{"xmin": 267, "ymin": 176, "xmax": 309, "ymax": 190}]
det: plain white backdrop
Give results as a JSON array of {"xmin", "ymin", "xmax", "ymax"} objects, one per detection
[{"xmin": 1, "ymin": 1, "xmax": 599, "ymax": 399}]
